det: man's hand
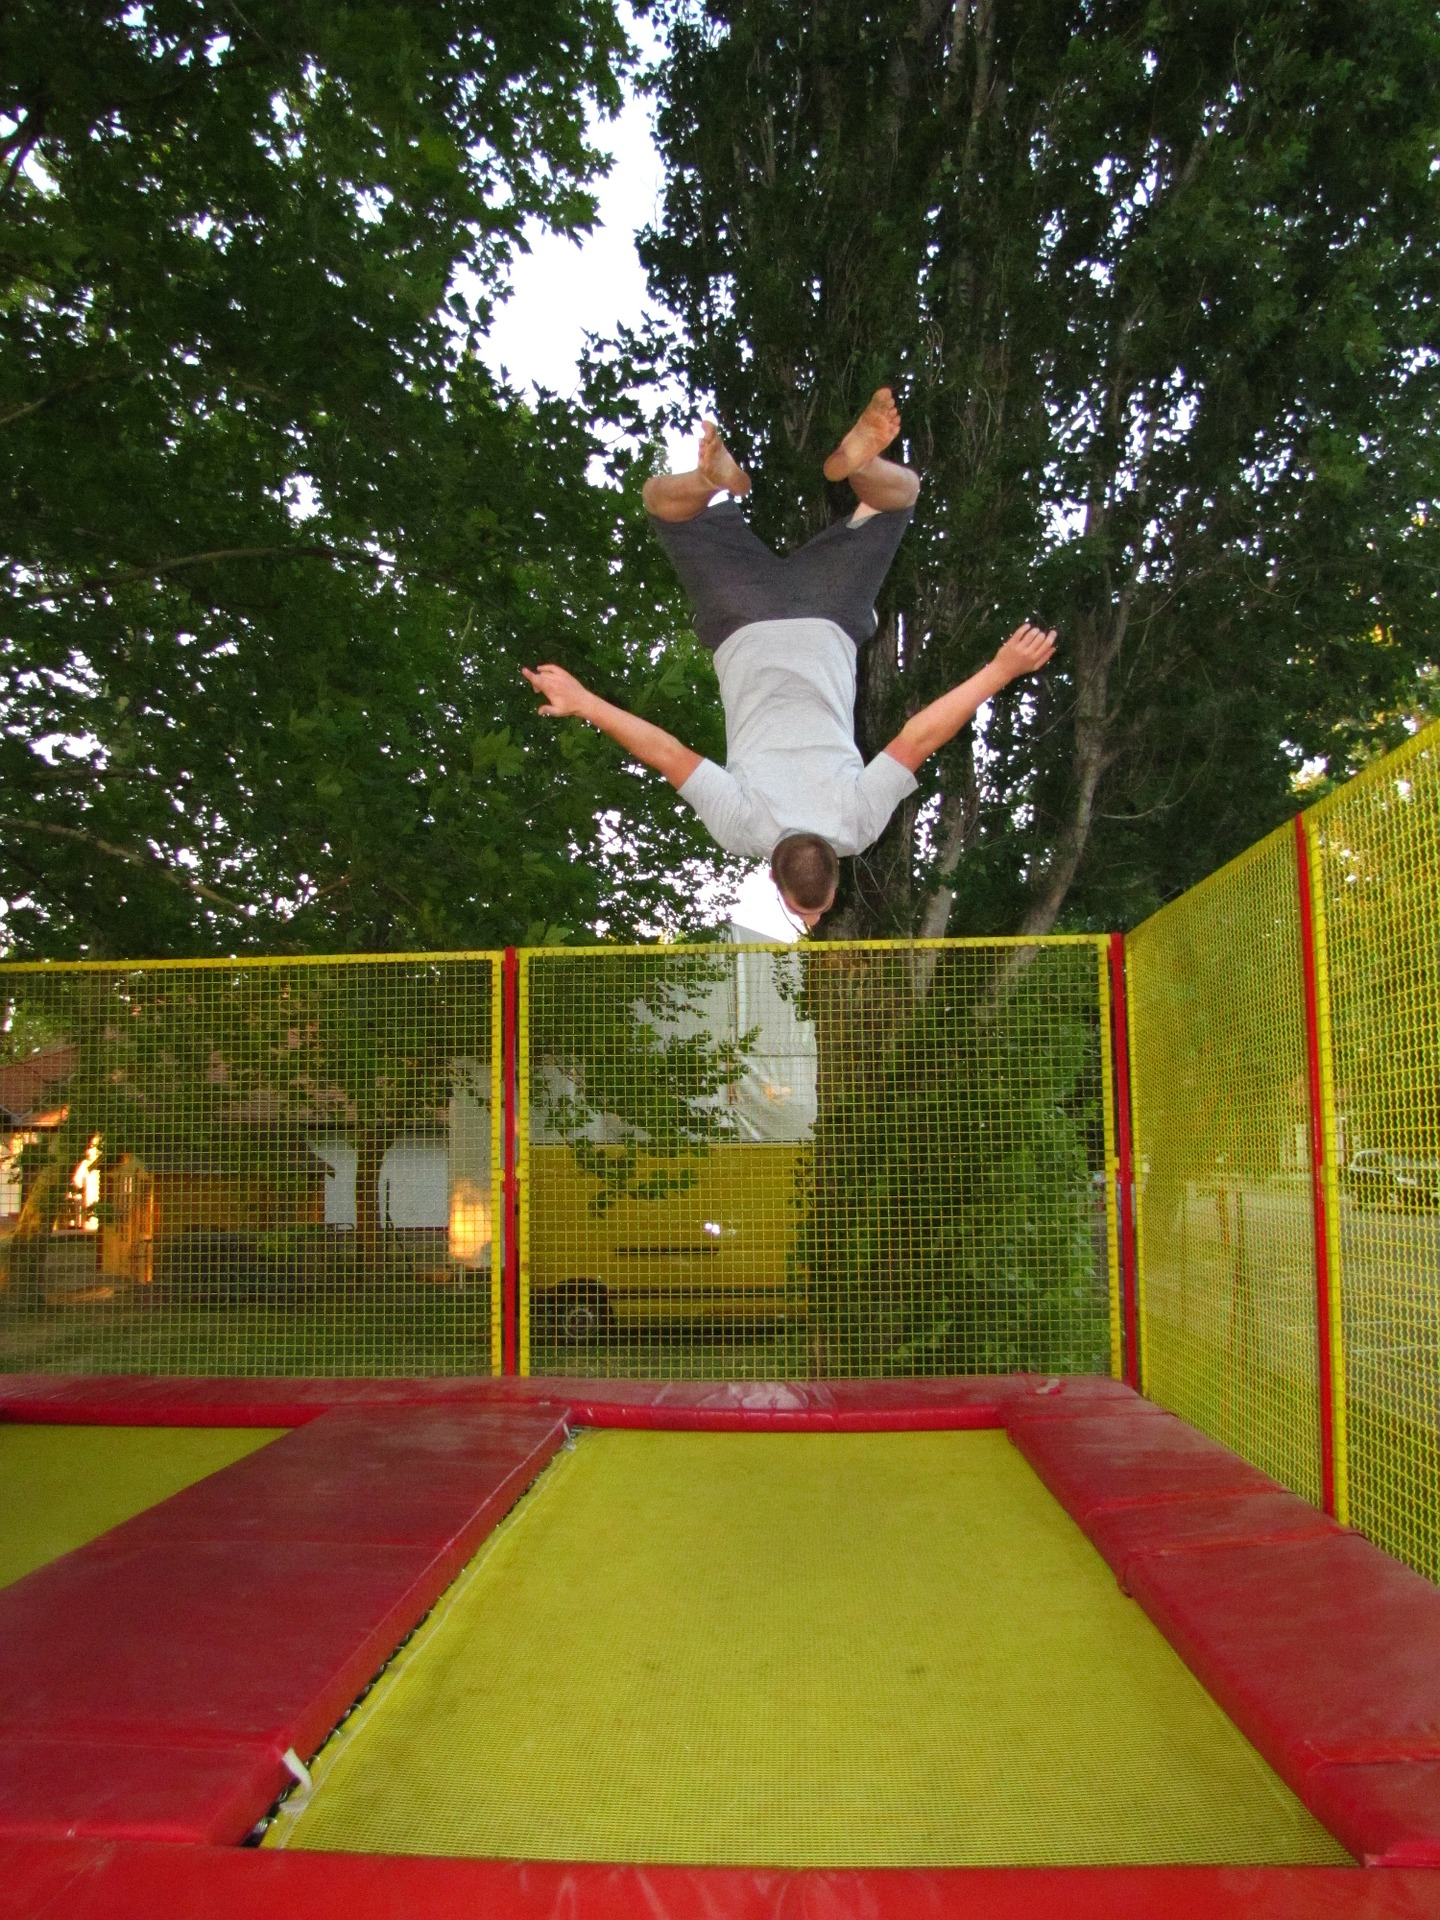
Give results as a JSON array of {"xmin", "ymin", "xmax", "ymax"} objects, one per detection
[
  {"xmin": 995, "ymin": 623, "xmax": 1057, "ymax": 681},
  {"xmin": 522, "ymin": 661, "xmax": 702, "ymax": 790},
  {"xmin": 883, "ymin": 619, "xmax": 1060, "ymax": 773},
  {"xmin": 522, "ymin": 663, "xmax": 593, "ymax": 719}
]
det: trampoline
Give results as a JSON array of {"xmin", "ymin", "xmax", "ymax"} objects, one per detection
[
  {"xmin": 271, "ymin": 1428, "xmax": 1340, "ymax": 1867},
  {"xmin": 1, "ymin": 1374, "xmax": 1439, "ymax": 1920}
]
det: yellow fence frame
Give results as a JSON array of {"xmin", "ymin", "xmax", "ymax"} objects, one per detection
[
  {"xmin": 0, "ymin": 949, "xmax": 507, "ymax": 1379},
  {"xmin": 1127, "ymin": 714, "xmax": 1440, "ymax": 1578},
  {"xmin": 514, "ymin": 935, "xmax": 1120, "ymax": 1382}
]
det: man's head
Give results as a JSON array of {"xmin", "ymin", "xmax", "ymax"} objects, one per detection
[{"xmin": 770, "ymin": 833, "xmax": 839, "ymax": 931}]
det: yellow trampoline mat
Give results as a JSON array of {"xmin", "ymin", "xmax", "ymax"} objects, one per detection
[
  {"xmin": 0, "ymin": 1423, "xmax": 282, "ymax": 1589},
  {"xmin": 274, "ymin": 1429, "xmax": 1348, "ymax": 1868}
]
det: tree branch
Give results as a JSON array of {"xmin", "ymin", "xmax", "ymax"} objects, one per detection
[
  {"xmin": 0, "ymin": 370, "xmax": 109, "ymax": 429},
  {"xmin": 10, "ymin": 542, "xmax": 386, "ymax": 600},
  {"xmin": 0, "ymin": 815, "xmax": 252, "ymax": 917}
]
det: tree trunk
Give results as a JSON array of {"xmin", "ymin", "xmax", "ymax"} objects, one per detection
[
  {"xmin": 7, "ymin": 1158, "xmax": 67, "ymax": 1307},
  {"xmin": 352, "ymin": 1123, "xmax": 392, "ymax": 1278},
  {"xmin": 1019, "ymin": 611, "xmax": 1117, "ymax": 935}
]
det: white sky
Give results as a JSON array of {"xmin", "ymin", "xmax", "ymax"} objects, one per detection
[
  {"xmin": 478, "ymin": 53, "xmax": 800, "ymax": 944},
  {"xmin": 477, "ymin": 46, "xmax": 693, "ymax": 476}
]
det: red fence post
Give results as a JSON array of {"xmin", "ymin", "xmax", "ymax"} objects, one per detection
[
  {"xmin": 501, "ymin": 946, "xmax": 520, "ymax": 1377},
  {"xmin": 1294, "ymin": 817, "xmax": 1339, "ymax": 1517},
  {"xmin": 1108, "ymin": 933, "xmax": 1141, "ymax": 1390}
]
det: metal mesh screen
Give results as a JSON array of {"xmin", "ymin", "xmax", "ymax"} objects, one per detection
[
  {"xmin": 1307, "ymin": 725, "xmax": 1440, "ymax": 1579},
  {"xmin": 1126, "ymin": 827, "xmax": 1323, "ymax": 1502},
  {"xmin": 0, "ymin": 955, "xmax": 502, "ymax": 1377},
  {"xmin": 520, "ymin": 939, "xmax": 1117, "ymax": 1380}
]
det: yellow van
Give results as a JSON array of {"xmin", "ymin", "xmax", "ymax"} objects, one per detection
[{"xmin": 526, "ymin": 1140, "xmax": 809, "ymax": 1342}]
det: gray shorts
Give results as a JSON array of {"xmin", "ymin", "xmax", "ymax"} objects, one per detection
[{"xmin": 649, "ymin": 501, "xmax": 913, "ymax": 653}]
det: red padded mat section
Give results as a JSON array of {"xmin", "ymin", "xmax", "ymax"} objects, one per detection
[
  {"xmin": 1125, "ymin": 1534, "xmax": 1440, "ymax": 1774},
  {"xmin": 0, "ymin": 1405, "xmax": 566, "ymax": 1844},
  {"xmin": 0, "ymin": 1537, "xmax": 451, "ymax": 1747},
  {"xmin": 566, "ymin": 1374, "xmax": 1133, "ymax": 1429},
  {"xmin": 0, "ymin": 1738, "xmax": 281, "ymax": 1846},
  {"xmin": 1011, "ymin": 1410, "xmax": 1279, "ymax": 1518},
  {"xmin": 114, "ymin": 1405, "xmax": 565, "ymax": 1548},
  {"xmin": 0, "ymin": 1840, "xmax": 92, "ymax": 1919},
  {"xmin": 0, "ymin": 1376, "xmax": 356, "ymax": 1427},
  {"xmin": 1086, "ymin": 1491, "xmax": 1340, "ymax": 1586},
  {"xmin": 1006, "ymin": 1404, "xmax": 1440, "ymax": 1863},
  {"xmin": 0, "ymin": 1371, "xmax": 1145, "ymax": 1430},
  {"xmin": 0, "ymin": 1843, "xmax": 1436, "ymax": 1920},
  {"xmin": 1305, "ymin": 1762, "xmax": 1440, "ymax": 1868}
]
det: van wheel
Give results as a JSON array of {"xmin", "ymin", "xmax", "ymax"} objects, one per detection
[{"xmin": 537, "ymin": 1281, "xmax": 610, "ymax": 1347}]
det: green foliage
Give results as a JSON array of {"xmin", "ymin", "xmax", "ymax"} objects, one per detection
[
  {"xmin": 1, "ymin": 959, "xmax": 492, "ymax": 1211},
  {"xmin": 635, "ymin": 0, "xmax": 1440, "ymax": 937},
  {"xmin": 792, "ymin": 946, "xmax": 1109, "ymax": 1375},
  {"xmin": 1, "ymin": 0, "xmax": 724, "ymax": 958},
  {"xmin": 530, "ymin": 950, "xmax": 757, "ymax": 1213}
]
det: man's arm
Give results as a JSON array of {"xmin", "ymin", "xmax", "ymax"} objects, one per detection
[
  {"xmin": 523, "ymin": 663, "xmax": 703, "ymax": 789},
  {"xmin": 882, "ymin": 623, "xmax": 1057, "ymax": 774}
]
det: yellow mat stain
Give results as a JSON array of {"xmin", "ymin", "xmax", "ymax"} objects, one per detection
[
  {"xmin": 0, "ymin": 1424, "xmax": 282, "ymax": 1589},
  {"xmin": 275, "ymin": 1429, "xmax": 1348, "ymax": 1868}
]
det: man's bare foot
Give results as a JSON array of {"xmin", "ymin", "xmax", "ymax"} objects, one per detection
[
  {"xmin": 698, "ymin": 419, "xmax": 750, "ymax": 496},
  {"xmin": 823, "ymin": 387, "xmax": 902, "ymax": 482}
]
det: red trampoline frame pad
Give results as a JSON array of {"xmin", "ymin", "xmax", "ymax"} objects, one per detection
[
  {"xmin": 0, "ymin": 1741, "xmax": 280, "ymax": 1849},
  {"xmin": 1, "ymin": 1842, "xmax": 1438, "ymax": 1920},
  {"xmin": 1010, "ymin": 1407, "xmax": 1440, "ymax": 1868},
  {"xmin": 0, "ymin": 1369, "xmax": 1139, "ymax": 1429}
]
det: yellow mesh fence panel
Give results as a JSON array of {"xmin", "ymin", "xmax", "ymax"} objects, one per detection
[
  {"xmin": 520, "ymin": 939, "xmax": 1117, "ymax": 1380},
  {"xmin": 1307, "ymin": 721, "xmax": 1440, "ymax": 1579},
  {"xmin": 271, "ymin": 1430, "xmax": 1347, "ymax": 1867},
  {"xmin": 1126, "ymin": 827, "xmax": 1323, "ymax": 1502},
  {"xmin": 0, "ymin": 955, "xmax": 502, "ymax": 1377}
]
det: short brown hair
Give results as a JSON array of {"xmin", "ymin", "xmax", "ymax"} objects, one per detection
[{"xmin": 770, "ymin": 833, "xmax": 840, "ymax": 910}]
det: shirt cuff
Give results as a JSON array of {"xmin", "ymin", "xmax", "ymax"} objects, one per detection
[
  {"xmin": 865, "ymin": 749, "xmax": 920, "ymax": 805},
  {"xmin": 678, "ymin": 758, "xmax": 728, "ymax": 806}
]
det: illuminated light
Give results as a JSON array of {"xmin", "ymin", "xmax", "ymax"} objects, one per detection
[
  {"xmin": 449, "ymin": 1177, "xmax": 492, "ymax": 1265},
  {"xmin": 72, "ymin": 1136, "xmax": 101, "ymax": 1231}
]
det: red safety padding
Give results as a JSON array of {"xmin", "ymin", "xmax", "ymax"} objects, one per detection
[
  {"xmin": 0, "ymin": 1404, "xmax": 568, "ymax": 1844},
  {"xmin": 0, "ymin": 1374, "xmax": 403, "ymax": 1428},
  {"xmin": 0, "ymin": 1738, "xmax": 283, "ymax": 1846},
  {"xmin": 0, "ymin": 1838, "xmax": 95, "ymax": 1919},
  {"xmin": 0, "ymin": 1371, "xmax": 1149, "ymax": 1431},
  {"xmin": 1085, "ymin": 1490, "xmax": 1340, "ymax": 1587},
  {"xmin": 1304, "ymin": 1761, "xmax": 1440, "ymax": 1868},
  {"xmin": 114, "ymin": 1405, "xmax": 567, "ymax": 1548},
  {"xmin": 0, "ymin": 1537, "xmax": 447, "ymax": 1749},
  {"xmin": 0, "ymin": 1842, "xmax": 1413, "ymax": 1920},
  {"xmin": 574, "ymin": 1402, "xmax": 1006, "ymax": 1431},
  {"xmin": 1125, "ymin": 1535, "xmax": 1440, "ymax": 1812},
  {"xmin": 1011, "ymin": 1410, "xmax": 1279, "ymax": 1520},
  {"xmin": 560, "ymin": 1374, "xmax": 1152, "ymax": 1431},
  {"xmin": 571, "ymin": 1377, "xmax": 991, "ymax": 1429},
  {"xmin": 0, "ymin": 1843, "xmax": 1437, "ymax": 1920},
  {"xmin": 1003, "ymin": 1379, "xmax": 1169, "ymax": 1425}
]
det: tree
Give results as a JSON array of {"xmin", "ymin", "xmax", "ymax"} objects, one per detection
[
  {"xmin": 1, "ymin": 0, "xmax": 725, "ymax": 958},
  {"xmin": 637, "ymin": 0, "xmax": 1440, "ymax": 939},
  {"xmin": 792, "ymin": 942, "xmax": 1108, "ymax": 1375}
]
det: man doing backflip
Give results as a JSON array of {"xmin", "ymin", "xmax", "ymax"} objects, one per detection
[{"xmin": 523, "ymin": 389, "xmax": 1056, "ymax": 930}]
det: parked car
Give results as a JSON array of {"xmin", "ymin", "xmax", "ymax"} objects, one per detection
[
  {"xmin": 527, "ymin": 1141, "xmax": 808, "ymax": 1345},
  {"xmin": 1344, "ymin": 1149, "xmax": 1440, "ymax": 1211}
]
